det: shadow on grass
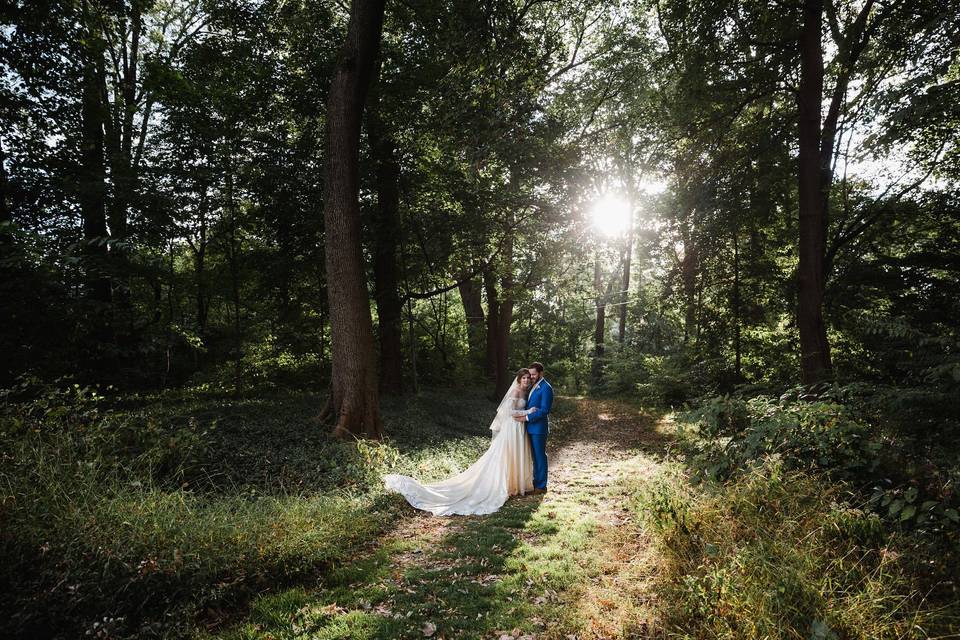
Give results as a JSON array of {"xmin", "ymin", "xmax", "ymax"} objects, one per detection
[
  {"xmin": 213, "ymin": 395, "xmax": 675, "ymax": 640},
  {"xmin": 211, "ymin": 493, "xmax": 554, "ymax": 640},
  {"xmin": 2, "ymin": 386, "xmax": 511, "ymax": 639}
]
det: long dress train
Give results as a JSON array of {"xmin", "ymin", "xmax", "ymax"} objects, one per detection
[{"xmin": 382, "ymin": 386, "xmax": 535, "ymax": 516}]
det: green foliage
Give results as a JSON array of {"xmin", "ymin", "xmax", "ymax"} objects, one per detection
[
  {"xmin": 677, "ymin": 392, "xmax": 881, "ymax": 483},
  {"xmin": 629, "ymin": 460, "xmax": 959, "ymax": 639},
  {"xmin": 630, "ymin": 355, "xmax": 697, "ymax": 406},
  {"xmin": 1, "ymin": 377, "xmax": 215, "ymax": 486},
  {"xmin": 0, "ymin": 383, "xmax": 499, "ymax": 638},
  {"xmin": 676, "ymin": 383, "xmax": 960, "ymax": 546},
  {"xmin": 595, "ymin": 350, "xmax": 736, "ymax": 406}
]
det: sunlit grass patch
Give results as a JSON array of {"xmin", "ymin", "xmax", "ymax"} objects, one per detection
[
  {"xmin": 213, "ymin": 482, "xmax": 617, "ymax": 639},
  {"xmin": 185, "ymin": 396, "xmax": 669, "ymax": 640},
  {"xmin": 0, "ymin": 385, "xmax": 501, "ymax": 638},
  {"xmin": 208, "ymin": 592, "xmax": 396, "ymax": 640},
  {"xmin": 627, "ymin": 459, "xmax": 960, "ymax": 639}
]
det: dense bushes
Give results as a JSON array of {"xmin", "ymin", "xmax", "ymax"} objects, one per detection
[
  {"xmin": 677, "ymin": 390, "xmax": 881, "ymax": 482},
  {"xmin": 623, "ymin": 345, "xmax": 960, "ymax": 637},
  {"xmin": 675, "ymin": 384, "xmax": 960, "ymax": 538},
  {"xmin": 628, "ymin": 460, "xmax": 959, "ymax": 639}
]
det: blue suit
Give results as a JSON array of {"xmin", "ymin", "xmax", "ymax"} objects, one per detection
[{"xmin": 525, "ymin": 378, "xmax": 553, "ymax": 489}]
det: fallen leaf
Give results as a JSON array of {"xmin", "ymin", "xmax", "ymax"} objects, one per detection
[
  {"xmin": 319, "ymin": 603, "xmax": 346, "ymax": 616},
  {"xmin": 423, "ymin": 621, "xmax": 437, "ymax": 637}
]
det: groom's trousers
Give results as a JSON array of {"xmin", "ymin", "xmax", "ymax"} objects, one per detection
[{"xmin": 528, "ymin": 433, "xmax": 548, "ymax": 489}]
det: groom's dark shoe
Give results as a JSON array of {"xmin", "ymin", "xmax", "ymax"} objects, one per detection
[{"xmin": 530, "ymin": 487, "xmax": 547, "ymax": 495}]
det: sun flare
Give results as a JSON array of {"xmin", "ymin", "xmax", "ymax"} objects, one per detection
[{"xmin": 590, "ymin": 193, "xmax": 632, "ymax": 237}]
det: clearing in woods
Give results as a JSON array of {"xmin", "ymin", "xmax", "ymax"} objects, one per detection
[{"xmin": 208, "ymin": 397, "xmax": 674, "ymax": 640}]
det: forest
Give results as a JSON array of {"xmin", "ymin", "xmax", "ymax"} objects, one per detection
[{"xmin": 1, "ymin": 0, "xmax": 958, "ymax": 638}]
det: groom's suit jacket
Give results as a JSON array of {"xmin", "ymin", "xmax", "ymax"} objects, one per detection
[{"xmin": 526, "ymin": 378, "xmax": 554, "ymax": 435}]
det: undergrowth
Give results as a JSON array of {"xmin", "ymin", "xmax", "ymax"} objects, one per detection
[
  {"xmin": 0, "ymin": 380, "xmax": 498, "ymax": 639},
  {"xmin": 628, "ymin": 460, "xmax": 960, "ymax": 639},
  {"xmin": 637, "ymin": 380, "xmax": 960, "ymax": 639}
]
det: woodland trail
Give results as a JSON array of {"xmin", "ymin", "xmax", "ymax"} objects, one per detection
[{"xmin": 208, "ymin": 397, "xmax": 675, "ymax": 640}]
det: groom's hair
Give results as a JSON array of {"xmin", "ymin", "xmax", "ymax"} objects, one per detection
[{"xmin": 528, "ymin": 362, "xmax": 544, "ymax": 373}]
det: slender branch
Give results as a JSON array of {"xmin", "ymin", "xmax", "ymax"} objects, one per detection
[{"xmin": 826, "ymin": 139, "xmax": 947, "ymax": 265}]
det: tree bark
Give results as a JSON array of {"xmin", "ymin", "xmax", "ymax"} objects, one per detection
[
  {"xmin": 80, "ymin": 1, "xmax": 111, "ymax": 304},
  {"xmin": 732, "ymin": 230, "xmax": 742, "ymax": 380},
  {"xmin": 367, "ymin": 78, "xmax": 404, "ymax": 395},
  {"xmin": 320, "ymin": 0, "xmax": 386, "ymax": 439},
  {"xmin": 680, "ymin": 220, "xmax": 698, "ymax": 344},
  {"xmin": 457, "ymin": 275, "xmax": 486, "ymax": 368},
  {"xmin": 483, "ymin": 266, "xmax": 500, "ymax": 382},
  {"xmin": 101, "ymin": 5, "xmax": 144, "ymax": 308},
  {"xmin": 0, "ymin": 141, "xmax": 10, "ymax": 245},
  {"xmin": 617, "ymin": 229, "xmax": 632, "ymax": 347},
  {"xmin": 591, "ymin": 257, "xmax": 606, "ymax": 385},
  {"xmin": 103, "ymin": 5, "xmax": 141, "ymax": 243},
  {"xmin": 225, "ymin": 156, "xmax": 243, "ymax": 395},
  {"xmin": 797, "ymin": 0, "xmax": 833, "ymax": 383},
  {"xmin": 191, "ymin": 186, "xmax": 209, "ymax": 337},
  {"xmin": 618, "ymin": 172, "xmax": 635, "ymax": 347},
  {"xmin": 494, "ymin": 230, "xmax": 514, "ymax": 399}
]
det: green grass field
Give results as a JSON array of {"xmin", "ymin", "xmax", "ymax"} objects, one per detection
[{"xmin": 2, "ymin": 387, "xmax": 957, "ymax": 639}]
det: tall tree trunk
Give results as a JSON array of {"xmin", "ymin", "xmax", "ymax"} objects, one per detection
[
  {"xmin": 494, "ymin": 230, "xmax": 514, "ymax": 399},
  {"xmin": 797, "ymin": 0, "xmax": 833, "ymax": 383},
  {"xmin": 194, "ymin": 244, "xmax": 208, "ymax": 335},
  {"xmin": 457, "ymin": 275, "xmax": 486, "ymax": 368},
  {"xmin": 225, "ymin": 157, "xmax": 242, "ymax": 395},
  {"xmin": 397, "ymin": 213, "xmax": 418, "ymax": 393},
  {"xmin": 618, "ymin": 174, "xmax": 635, "ymax": 348},
  {"xmin": 732, "ymin": 230, "xmax": 742, "ymax": 381},
  {"xmin": 367, "ymin": 79, "xmax": 404, "ymax": 395},
  {"xmin": 319, "ymin": 0, "xmax": 386, "ymax": 439},
  {"xmin": 680, "ymin": 222, "xmax": 698, "ymax": 344},
  {"xmin": 102, "ymin": 5, "xmax": 142, "ymax": 309},
  {"xmin": 163, "ymin": 240, "xmax": 175, "ymax": 387},
  {"xmin": 80, "ymin": 1, "xmax": 111, "ymax": 304},
  {"xmin": 617, "ymin": 229, "xmax": 632, "ymax": 347},
  {"xmin": 0, "ymin": 141, "xmax": 10, "ymax": 245},
  {"xmin": 192, "ymin": 196, "xmax": 209, "ymax": 338},
  {"xmin": 591, "ymin": 257, "xmax": 606, "ymax": 385},
  {"xmin": 483, "ymin": 266, "xmax": 500, "ymax": 382}
]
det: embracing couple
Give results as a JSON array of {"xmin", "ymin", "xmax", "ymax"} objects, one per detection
[{"xmin": 383, "ymin": 363, "xmax": 554, "ymax": 516}]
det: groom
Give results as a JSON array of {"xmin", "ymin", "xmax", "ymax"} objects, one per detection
[{"xmin": 519, "ymin": 362, "xmax": 553, "ymax": 494}]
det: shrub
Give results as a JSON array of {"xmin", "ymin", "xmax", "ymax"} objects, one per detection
[
  {"xmin": 677, "ymin": 384, "xmax": 960, "ymax": 539},
  {"xmin": 631, "ymin": 355, "xmax": 696, "ymax": 405},
  {"xmin": 628, "ymin": 460, "xmax": 958, "ymax": 639},
  {"xmin": 677, "ymin": 392, "xmax": 880, "ymax": 483}
]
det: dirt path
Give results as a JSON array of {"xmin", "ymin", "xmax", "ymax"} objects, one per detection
[
  {"xmin": 208, "ymin": 398, "xmax": 674, "ymax": 640},
  {"xmin": 377, "ymin": 398, "xmax": 673, "ymax": 640}
]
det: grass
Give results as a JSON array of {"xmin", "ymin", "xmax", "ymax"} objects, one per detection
[
  {"xmin": 207, "ymin": 497, "xmax": 603, "ymax": 640},
  {"xmin": 0, "ymin": 384, "xmax": 501, "ymax": 638},
  {"xmin": 2, "ymin": 384, "xmax": 957, "ymax": 639},
  {"xmin": 197, "ymin": 396, "xmax": 671, "ymax": 640},
  {"xmin": 197, "ymin": 396, "xmax": 612, "ymax": 640},
  {"xmin": 626, "ymin": 455, "xmax": 960, "ymax": 639}
]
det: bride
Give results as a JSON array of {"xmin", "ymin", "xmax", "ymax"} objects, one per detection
[{"xmin": 383, "ymin": 368, "xmax": 537, "ymax": 516}]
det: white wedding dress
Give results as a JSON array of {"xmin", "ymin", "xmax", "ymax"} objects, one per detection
[{"xmin": 383, "ymin": 380, "xmax": 536, "ymax": 516}]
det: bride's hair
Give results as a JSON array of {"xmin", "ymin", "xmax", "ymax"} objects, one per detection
[{"xmin": 515, "ymin": 368, "xmax": 531, "ymax": 383}]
